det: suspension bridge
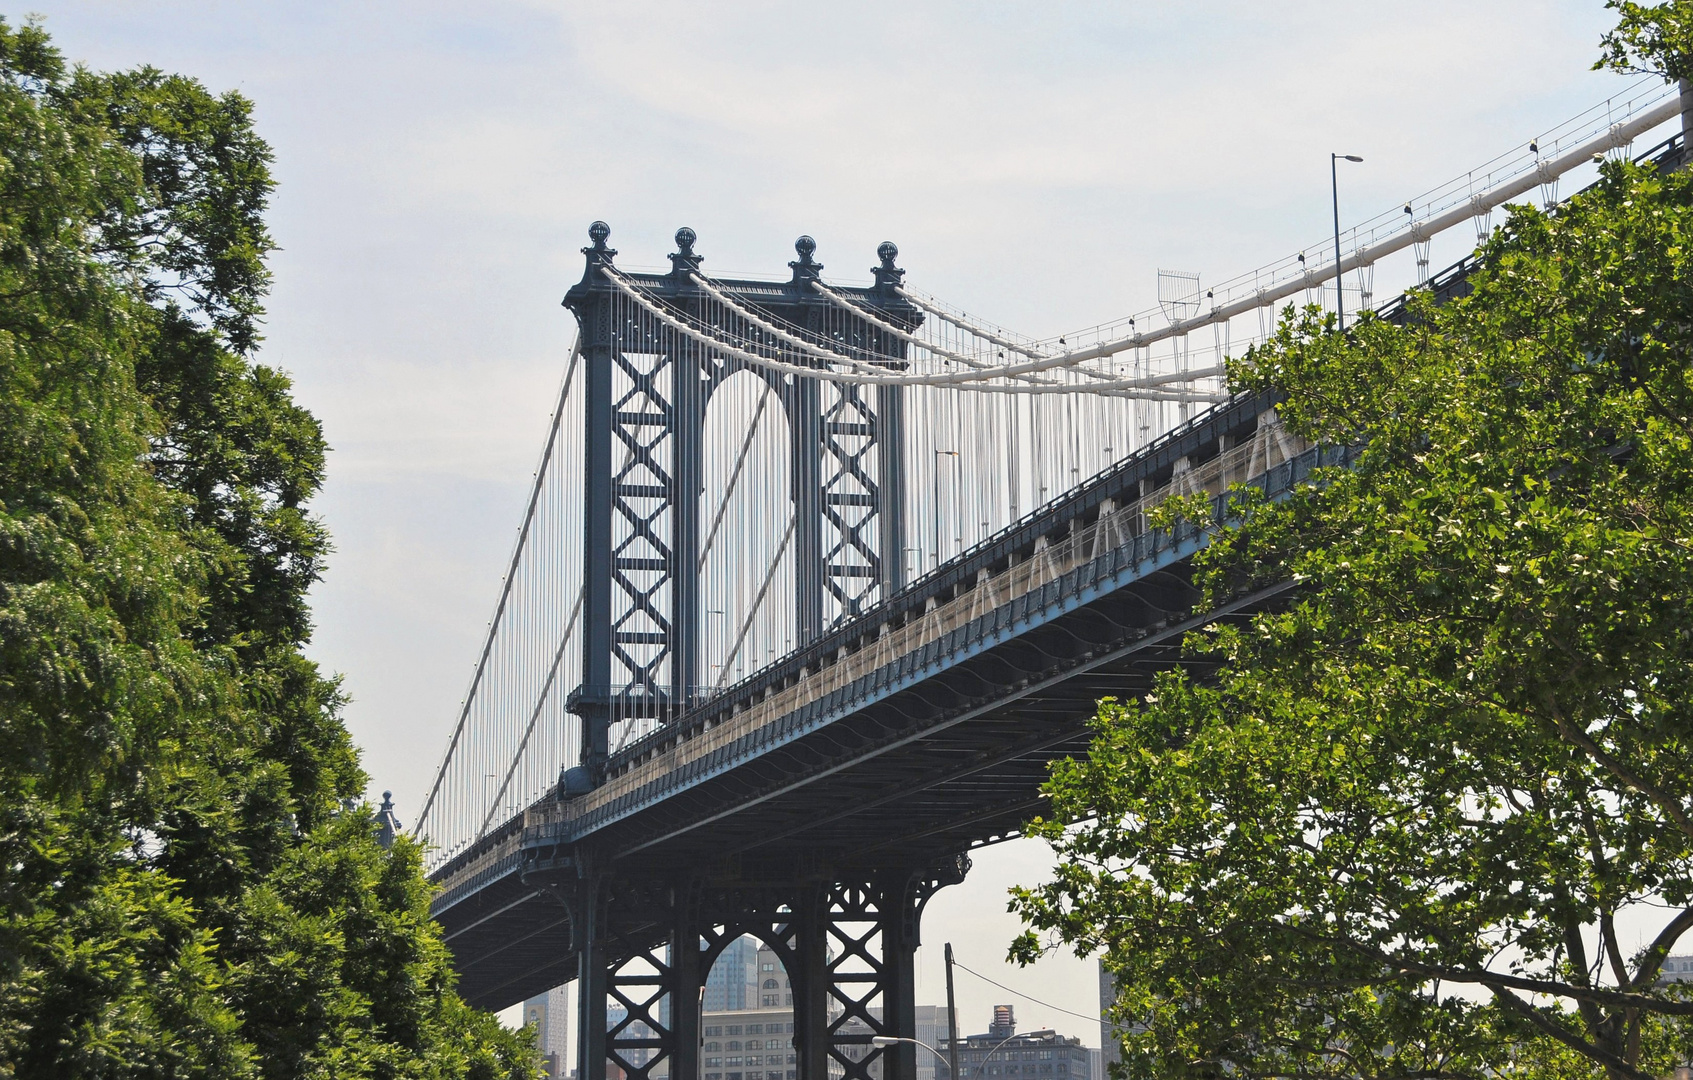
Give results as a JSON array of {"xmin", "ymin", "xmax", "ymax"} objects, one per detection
[{"xmin": 412, "ymin": 79, "xmax": 1690, "ymax": 1080}]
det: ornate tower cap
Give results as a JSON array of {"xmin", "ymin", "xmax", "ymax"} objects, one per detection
[
  {"xmin": 790, "ymin": 235, "xmax": 823, "ymax": 282},
  {"xmin": 669, "ymin": 226, "xmax": 703, "ymax": 275},
  {"xmin": 582, "ymin": 220, "xmax": 616, "ymax": 261},
  {"xmin": 872, "ymin": 240, "xmax": 904, "ymax": 290}
]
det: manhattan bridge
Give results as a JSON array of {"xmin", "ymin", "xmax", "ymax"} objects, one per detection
[{"xmin": 413, "ymin": 79, "xmax": 1689, "ymax": 1080}]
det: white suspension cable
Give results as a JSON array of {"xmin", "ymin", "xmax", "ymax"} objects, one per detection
[
  {"xmin": 894, "ymin": 286, "xmax": 1050, "ymax": 360},
  {"xmin": 417, "ymin": 337, "xmax": 581, "ymax": 837},
  {"xmin": 604, "ymin": 266, "xmax": 1223, "ymax": 395}
]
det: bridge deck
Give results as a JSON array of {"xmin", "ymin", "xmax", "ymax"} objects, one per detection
[{"xmin": 431, "ymin": 388, "xmax": 1357, "ymax": 1007}]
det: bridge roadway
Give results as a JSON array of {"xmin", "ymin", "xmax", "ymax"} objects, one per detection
[{"xmin": 429, "ymin": 379, "xmax": 1356, "ymax": 1009}]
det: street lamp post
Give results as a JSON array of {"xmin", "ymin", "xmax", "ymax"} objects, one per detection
[
  {"xmin": 933, "ymin": 449, "xmax": 958, "ymax": 569},
  {"xmin": 873, "ymin": 1032, "xmax": 1024, "ymax": 1080},
  {"xmin": 1331, "ymin": 152, "xmax": 1363, "ymax": 330},
  {"xmin": 872, "ymin": 1035, "xmax": 952, "ymax": 1077}
]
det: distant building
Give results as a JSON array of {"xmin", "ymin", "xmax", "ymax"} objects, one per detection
[
  {"xmin": 912, "ymin": 1005, "xmax": 952, "ymax": 1080},
  {"xmin": 524, "ymin": 985, "xmax": 570, "ymax": 1079},
  {"xmin": 708, "ymin": 935, "xmax": 763, "ymax": 1012},
  {"xmin": 1097, "ymin": 962, "xmax": 1119, "ymax": 1077},
  {"xmin": 937, "ymin": 1006, "xmax": 1092, "ymax": 1080},
  {"xmin": 1660, "ymin": 955, "xmax": 1693, "ymax": 983},
  {"xmin": 703, "ymin": 939, "xmax": 798, "ymax": 1080},
  {"xmin": 1085, "ymin": 1047, "xmax": 1102, "ymax": 1080}
]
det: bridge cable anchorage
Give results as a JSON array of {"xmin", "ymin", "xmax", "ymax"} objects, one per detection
[
  {"xmin": 416, "ymin": 335, "xmax": 582, "ymax": 840},
  {"xmin": 601, "ymin": 266, "xmax": 1226, "ymax": 399}
]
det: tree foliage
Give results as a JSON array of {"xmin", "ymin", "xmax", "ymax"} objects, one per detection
[
  {"xmin": 1014, "ymin": 24, "xmax": 1693, "ymax": 1080},
  {"xmin": 0, "ymin": 17, "xmax": 535, "ymax": 1079}
]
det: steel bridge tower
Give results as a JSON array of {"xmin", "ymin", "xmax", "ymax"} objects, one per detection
[
  {"xmin": 563, "ymin": 224, "xmax": 918, "ymax": 773},
  {"xmin": 556, "ymin": 223, "xmax": 965, "ymax": 1080}
]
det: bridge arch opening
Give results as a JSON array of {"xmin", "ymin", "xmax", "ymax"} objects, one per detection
[
  {"xmin": 702, "ymin": 932, "xmax": 799, "ymax": 1080},
  {"xmin": 700, "ymin": 369, "xmax": 795, "ymax": 690}
]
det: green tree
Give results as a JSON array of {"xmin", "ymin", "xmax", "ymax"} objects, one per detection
[
  {"xmin": 1013, "ymin": 21, "xmax": 1693, "ymax": 1080},
  {"xmin": 0, "ymin": 17, "xmax": 536, "ymax": 1079}
]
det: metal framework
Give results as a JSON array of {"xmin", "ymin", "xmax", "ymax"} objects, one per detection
[
  {"xmin": 558, "ymin": 856, "xmax": 968, "ymax": 1080},
  {"xmin": 563, "ymin": 226, "xmax": 919, "ymax": 775},
  {"xmin": 427, "ymin": 122, "xmax": 1693, "ymax": 1080}
]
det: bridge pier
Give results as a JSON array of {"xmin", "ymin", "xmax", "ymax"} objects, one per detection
[{"xmin": 569, "ymin": 857, "xmax": 968, "ymax": 1080}]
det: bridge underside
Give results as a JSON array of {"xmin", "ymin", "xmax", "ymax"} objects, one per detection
[
  {"xmin": 432, "ymin": 389, "xmax": 1332, "ymax": 1018},
  {"xmin": 434, "ymin": 567, "xmax": 1296, "ymax": 1000}
]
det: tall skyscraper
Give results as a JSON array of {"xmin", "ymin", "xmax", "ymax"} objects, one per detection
[
  {"xmin": 525, "ymin": 984, "xmax": 571, "ymax": 1079},
  {"xmin": 706, "ymin": 935, "xmax": 762, "ymax": 1012},
  {"xmin": 1097, "ymin": 962, "xmax": 1119, "ymax": 1077}
]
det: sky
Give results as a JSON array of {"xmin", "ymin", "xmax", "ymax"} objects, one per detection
[{"xmin": 21, "ymin": 0, "xmax": 1665, "ymax": 1047}]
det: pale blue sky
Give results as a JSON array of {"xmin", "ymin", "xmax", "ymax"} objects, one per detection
[{"xmin": 24, "ymin": 0, "xmax": 1651, "ymax": 1042}]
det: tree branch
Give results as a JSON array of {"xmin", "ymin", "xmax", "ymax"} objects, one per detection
[
  {"xmin": 1483, "ymin": 982, "xmax": 1652, "ymax": 1080},
  {"xmin": 1541, "ymin": 691, "xmax": 1693, "ymax": 842}
]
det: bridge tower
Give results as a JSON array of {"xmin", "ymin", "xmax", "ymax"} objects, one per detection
[
  {"xmin": 562, "ymin": 223, "xmax": 919, "ymax": 778},
  {"xmin": 557, "ymin": 224, "xmax": 963, "ymax": 1080}
]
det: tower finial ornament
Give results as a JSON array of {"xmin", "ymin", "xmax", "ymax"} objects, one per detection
[
  {"xmin": 872, "ymin": 240, "xmax": 904, "ymax": 292},
  {"xmin": 789, "ymin": 235, "xmax": 823, "ymax": 283},
  {"xmin": 569, "ymin": 221, "xmax": 618, "ymax": 293},
  {"xmin": 669, "ymin": 226, "xmax": 704, "ymax": 276}
]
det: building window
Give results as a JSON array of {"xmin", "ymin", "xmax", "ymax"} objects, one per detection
[
  {"xmin": 762, "ymin": 963, "xmax": 775, "ymax": 972},
  {"xmin": 707, "ymin": 1044, "xmax": 721, "ymax": 1053},
  {"xmin": 763, "ymin": 979, "xmax": 779, "ymax": 989},
  {"xmin": 707, "ymin": 1074, "xmax": 721, "ymax": 1080},
  {"xmin": 728, "ymin": 1027, "xmax": 742, "ymax": 1036},
  {"xmin": 784, "ymin": 994, "xmax": 793, "ymax": 1006},
  {"xmin": 728, "ymin": 1043, "xmax": 742, "ymax": 1052},
  {"xmin": 706, "ymin": 1028, "xmax": 722, "ymax": 1038},
  {"xmin": 728, "ymin": 1058, "xmax": 743, "ymax": 1067},
  {"xmin": 707, "ymin": 1060, "xmax": 722, "ymax": 1068},
  {"xmin": 787, "ymin": 1055, "xmax": 796, "ymax": 1065}
]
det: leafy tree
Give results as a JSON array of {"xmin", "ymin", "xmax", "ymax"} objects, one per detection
[
  {"xmin": 0, "ymin": 17, "xmax": 536, "ymax": 1079},
  {"xmin": 1013, "ymin": 16, "xmax": 1693, "ymax": 1080}
]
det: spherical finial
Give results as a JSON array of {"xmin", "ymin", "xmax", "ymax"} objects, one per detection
[
  {"xmin": 877, "ymin": 241, "xmax": 899, "ymax": 265},
  {"xmin": 675, "ymin": 226, "xmax": 697, "ymax": 253},
  {"xmin": 588, "ymin": 221, "xmax": 611, "ymax": 245},
  {"xmin": 382, "ymin": 790, "xmax": 393, "ymax": 801},
  {"xmin": 795, "ymin": 235, "xmax": 817, "ymax": 258}
]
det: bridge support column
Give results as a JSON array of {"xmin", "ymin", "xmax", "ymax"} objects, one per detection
[
  {"xmin": 579, "ymin": 878, "xmax": 708, "ymax": 1080},
  {"xmin": 789, "ymin": 378, "xmax": 825, "ymax": 645},
  {"xmin": 577, "ymin": 875, "xmax": 609, "ymax": 1080},
  {"xmin": 792, "ymin": 887, "xmax": 832, "ymax": 1080},
  {"xmin": 669, "ymin": 890, "xmax": 705, "ymax": 1080},
  {"xmin": 880, "ymin": 870, "xmax": 922, "ymax": 1080}
]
